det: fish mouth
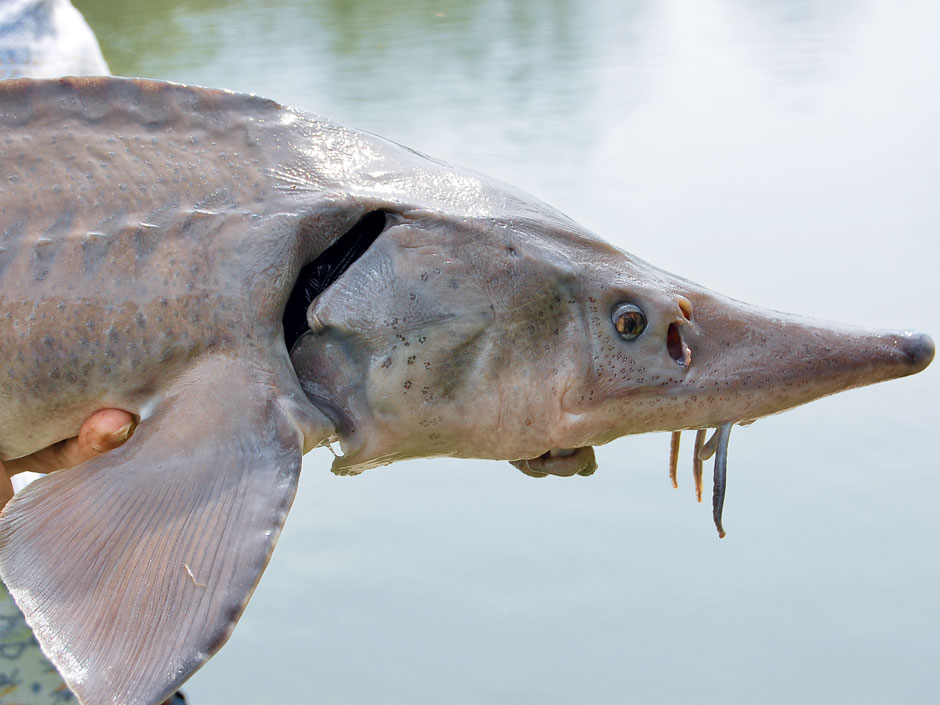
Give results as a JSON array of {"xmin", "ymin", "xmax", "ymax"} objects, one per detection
[{"xmin": 511, "ymin": 446, "xmax": 597, "ymax": 478}]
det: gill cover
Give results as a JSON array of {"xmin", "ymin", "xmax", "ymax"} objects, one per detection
[{"xmin": 291, "ymin": 213, "xmax": 591, "ymax": 474}]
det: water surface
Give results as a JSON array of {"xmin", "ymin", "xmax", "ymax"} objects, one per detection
[{"xmin": 73, "ymin": 1, "xmax": 940, "ymax": 703}]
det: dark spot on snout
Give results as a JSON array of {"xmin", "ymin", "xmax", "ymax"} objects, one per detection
[{"xmin": 899, "ymin": 331, "xmax": 935, "ymax": 370}]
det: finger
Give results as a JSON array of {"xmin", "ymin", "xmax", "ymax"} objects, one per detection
[
  {"xmin": 75, "ymin": 409, "xmax": 137, "ymax": 458},
  {"xmin": 0, "ymin": 460, "xmax": 13, "ymax": 510},
  {"xmin": 4, "ymin": 410, "xmax": 136, "ymax": 476}
]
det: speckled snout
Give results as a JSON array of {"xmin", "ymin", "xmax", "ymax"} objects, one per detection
[
  {"xmin": 561, "ymin": 269, "xmax": 936, "ymax": 445},
  {"xmin": 558, "ymin": 276, "xmax": 934, "ymax": 536},
  {"xmin": 676, "ymin": 295, "xmax": 935, "ymax": 428}
]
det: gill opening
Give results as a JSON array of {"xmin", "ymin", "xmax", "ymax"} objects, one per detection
[{"xmin": 282, "ymin": 210, "xmax": 389, "ymax": 351}]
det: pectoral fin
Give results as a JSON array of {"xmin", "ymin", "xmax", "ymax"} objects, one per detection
[{"xmin": 0, "ymin": 355, "xmax": 330, "ymax": 705}]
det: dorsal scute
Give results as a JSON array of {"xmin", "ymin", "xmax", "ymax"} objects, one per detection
[{"xmin": 0, "ymin": 76, "xmax": 286, "ymax": 133}]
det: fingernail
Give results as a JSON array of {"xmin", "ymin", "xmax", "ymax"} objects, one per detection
[{"xmin": 108, "ymin": 422, "xmax": 135, "ymax": 445}]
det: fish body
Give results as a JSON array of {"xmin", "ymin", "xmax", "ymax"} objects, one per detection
[
  {"xmin": 0, "ymin": 77, "xmax": 933, "ymax": 705},
  {"xmin": 0, "ymin": 80, "xmax": 305, "ymax": 458}
]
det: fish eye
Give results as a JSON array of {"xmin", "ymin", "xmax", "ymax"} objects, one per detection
[{"xmin": 612, "ymin": 303, "xmax": 647, "ymax": 340}]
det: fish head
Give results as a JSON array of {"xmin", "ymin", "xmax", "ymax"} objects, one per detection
[
  {"xmin": 290, "ymin": 208, "xmax": 934, "ymax": 476},
  {"xmin": 290, "ymin": 210, "xmax": 600, "ymax": 473}
]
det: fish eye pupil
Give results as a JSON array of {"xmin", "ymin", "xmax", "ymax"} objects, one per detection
[{"xmin": 612, "ymin": 303, "xmax": 646, "ymax": 340}]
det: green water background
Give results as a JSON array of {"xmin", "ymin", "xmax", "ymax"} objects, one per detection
[{"xmin": 72, "ymin": 1, "xmax": 940, "ymax": 703}]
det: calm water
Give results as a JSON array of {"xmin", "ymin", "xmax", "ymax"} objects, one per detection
[{"xmin": 73, "ymin": 1, "xmax": 939, "ymax": 703}]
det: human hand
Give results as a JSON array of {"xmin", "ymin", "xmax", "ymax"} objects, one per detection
[{"xmin": 0, "ymin": 409, "xmax": 136, "ymax": 509}]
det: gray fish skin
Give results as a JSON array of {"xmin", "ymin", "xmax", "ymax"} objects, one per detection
[
  {"xmin": 0, "ymin": 80, "xmax": 307, "ymax": 458},
  {"xmin": 0, "ymin": 77, "xmax": 933, "ymax": 705}
]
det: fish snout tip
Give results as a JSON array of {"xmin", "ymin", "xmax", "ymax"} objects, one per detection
[{"xmin": 898, "ymin": 330, "xmax": 935, "ymax": 372}]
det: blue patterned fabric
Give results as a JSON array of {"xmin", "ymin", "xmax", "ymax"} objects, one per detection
[
  {"xmin": 0, "ymin": 582, "xmax": 74, "ymax": 704},
  {"xmin": 0, "ymin": 582, "xmax": 190, "ymax": 704}
]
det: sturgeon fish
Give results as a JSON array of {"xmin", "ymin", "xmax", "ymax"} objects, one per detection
[{"xmin": 0, "ymin": 77, "xmax": 933, "ymax": 705}]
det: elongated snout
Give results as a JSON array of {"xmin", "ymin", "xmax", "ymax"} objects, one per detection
[
  {"xmin": 570, "ymin": 271, "xmax": 934, "ymax": 444},
  {"xmin": 898, "ymin": 331, "xmax": 937, "ymax": 369},
  {"xmin": 654, "ymin": 290, "xmax": 934, "ymax": 430},
  {"xmin": 643, "ymin": 290, "xmax": 933, "ymax": 537}
]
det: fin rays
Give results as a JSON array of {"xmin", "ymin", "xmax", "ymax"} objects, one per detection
[{"xmin": 0, "ymin": 356, "xmax": 311, "ymax": 705}]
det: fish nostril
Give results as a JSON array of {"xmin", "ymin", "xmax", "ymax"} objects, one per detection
[
  {"xmin": 678, "ymin": 296, "xmax": 693, "ymax": 321},
  {"xmin": 667, "ymin": 323, "xmax": 685, "ymax": 366}
]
